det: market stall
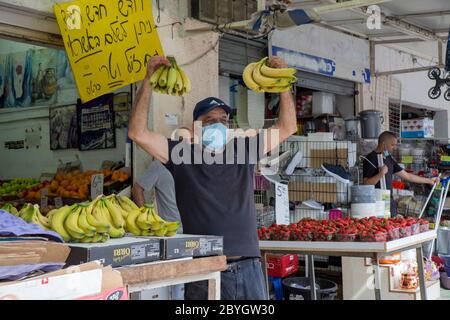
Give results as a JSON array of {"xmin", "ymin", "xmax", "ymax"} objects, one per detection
[{"xmin": 260, "ymin": 230, "xmax": 436, "ymax": 300}]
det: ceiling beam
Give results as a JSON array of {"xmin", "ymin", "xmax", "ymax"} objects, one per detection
[
  {"xmin": 393, "ymin": 10, "xmax": 450, "ymax": 19},
  {"xmin": 322, "ymin": 0, "xmax": 443, "ymax": 42},
  {"xmin": 375, "ymin": 65, "xmax": 441, "ymax": 77}
]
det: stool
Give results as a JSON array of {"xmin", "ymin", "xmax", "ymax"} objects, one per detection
[{"xmin": 268, "ymin": 276, "xmax": 284, "ymax": 300}]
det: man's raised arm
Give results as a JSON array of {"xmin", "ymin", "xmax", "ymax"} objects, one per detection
[
  {"xmin": 263, "ymin": 57, "xmax": 297, "ymax": 155},
  {"xmin": 128, "ymin": 56, "xmax": 171, "ymax": 164}
]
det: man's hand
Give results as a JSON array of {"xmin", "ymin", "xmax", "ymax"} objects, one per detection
[
  {"xmin": 430, "ymin": 177, "xmax": 440, "ymax": 186},
  {"xmin": 267, "ymin": 56, "xmax": 288, "ymax": 69},
  {"xmin": 144, "ymin": 56, "xmax": 171, "ymax": 82},
  {"xmin": 379, "ymin": 165, "xmax": 388, "ymax": 176}
]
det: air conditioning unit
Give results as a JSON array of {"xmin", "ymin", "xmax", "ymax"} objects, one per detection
[
  {"xmin": 191, "ymin": 0, "xmax": 218, "ymax": 24},
  {"xmin": 191, "ymin": 0, "xmax": 258, "ymax": 25}
]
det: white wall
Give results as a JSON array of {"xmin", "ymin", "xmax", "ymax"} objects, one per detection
[
  {"xmin": 0, "ymin": 0, "xmax": 219, "ymax": 182},
  {"xmin": 0, "ymin": 113, "xmax": 127, "ymax": 178},
  {"xmin": 375, "ymin": 44, "xmax": 448, "ymax": 110}
]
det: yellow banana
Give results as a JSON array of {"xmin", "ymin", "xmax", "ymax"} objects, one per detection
[
  {"xmin": 64, "ymin": 206, "xmax": 85, "ymax": 240},
  {"xmin": 158, "ymin": 66, "xmax": 169, "ymax": 87},
  {"xmin": 117, "ymin": 195, "xmax": 139, "ymax": 211},
  {"xmin": 141, "ymin": 230, "xmax": 155, "ymax": 236},
  {"xmin": 37, "ymin": 210, "xmax": 51, "ymax": 230},
  {"xmin": 1, "ymin": 203, "xmax": 19, "ymax": 216},
  {"xmin": 166, "ymin": 66, "xmax": 177, "ymax": 92},
  {"xmin": 125, "ymin": 209, "xmax": 142, "ymax": 236},
  {"xmin": 101, "ymin": 233, "xmax": 110, "ymax": 243},
  {"xmin": 78, "ymin": 207, "xmax": 97, "ymax": 237},
  {"xmin": 154, "ymin": 225, "xmax": 168, "ymax": 237},
  {"xmin": 50, "ymin": 205, "xmax": 73, "ymax": 242},
  {"xmin": 242, "ymin": 62, "xmax": 264, "ymax": 93},
  {"xmin": 149, "ymin": 65, "xmax": 165, "ymax": 87},
  {"xmin": 92, "ymin": 233, "xmax": 104, "ymax": 243},
  {"xmin": 165, "ymin": 221, "xmax": 181, "ymax": 232},
  {"xmin": 260, "ymin": 62, "xmax": 297, "ymax": 78},
  {"xmin": 261, "ymin": 85, "xmax": 292, "ymax": 93},
  {"xmin": 136, "ymin": 211, "xmax": 152, "ymax": 231},
  {"xmin": 165, "ymin": 230, "xmax": 177, "ymax": 237},
  {"xmin": 103, "ymin": 198, "xmax": 125, "ymax": 228},
  {"xmin": 86, "ymin": 204, "xmax": 110, "ymax": 234},
  {"xmin": 80, "ymin": 236, "xmax": 94, "ymax": 243},
  {"xmin": 46, "ymin": 209, "xmax": 58, "ymax": 225},
  {"xmin": 252, "ymin": 59, "xmax": 281, "ymax": 87},
  {"xmin": 99, "ymin": 202, "xmax": 125, "ymax": 238},
  {"xmin": 177, "ymin": 66, "xmax": 191, "ymax": 93},
  {"xmin": 175, "ymin": 69, "xmax": 183, "ymax": 92}
]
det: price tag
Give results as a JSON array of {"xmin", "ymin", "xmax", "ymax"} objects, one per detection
[
  {"xmin": 91, "ymin": 174, "xmax": 104, "ymax": 200},
  {"xmin": 275, "ymin": 182, "xmax": 290, "ymax": 225},
  {"xmin": 40, "ymin": 196, "xmax": 48, "ymax": 209},
  {"xmin": 54, "ymin": 197, "xmax": 63, "ymax": 208},
  {"xmin": 402, "ymin": 156, "xmax": 413, "ymax": 164}
]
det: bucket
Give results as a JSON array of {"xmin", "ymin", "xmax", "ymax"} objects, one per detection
[
  {"xmin": 359, "ymin": 110, "xmax": 384, "ymax": 139},
  {"xmin": 437, "ymin": 227, "xmax": 450, "ymax": 255},
  {"xmin": 282, "ymin": 277, "xmax": 338, "ymax": 300},
  {"xmin": 345, "ymin": 117, "xmax": 360, "ymax": 141},
  {"xmin": 351, "ymin": 185, "xmax": 376, "ymax": 203},
  {"xmin": 351, "ymin": 203, "xmax": 377, "ymax": 218}
]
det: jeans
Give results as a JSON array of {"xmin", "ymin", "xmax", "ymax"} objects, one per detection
[{"xmin": 185, "ymin": 258, "xmax": 268, "ymax": 300}]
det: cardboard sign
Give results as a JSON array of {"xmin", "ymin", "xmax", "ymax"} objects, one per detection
[
  {"xmin": 54, "ymin": 0, "xmax": 164, "ymax": 102},
  {"xmin": 275, "ymin": 182, "xmax": 290, "ymax": 225},
  {"xmin": 40, "ymin": 188, "xmax": 49, "ymax": 209},
  {"xmin": 54, "ymin": 197, "xmax": 64, "ymax": 209},
  {"xmin": 90, "ymin": 174, "xmax": 104, "ymax": 199}
]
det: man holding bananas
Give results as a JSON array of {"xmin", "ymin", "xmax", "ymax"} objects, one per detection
[{"xmin": 128, "ymin": 55, "xmax": 297, "ymax": 300}]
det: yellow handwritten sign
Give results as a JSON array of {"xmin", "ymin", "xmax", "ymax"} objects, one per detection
[{"xmin": 54, "ymin": 0, "xmax": 164, "ymax": 102}]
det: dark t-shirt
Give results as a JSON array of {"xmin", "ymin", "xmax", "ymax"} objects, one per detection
[
  {"xmin": 164, "ymin": 135, "xmax": 265, "ymax": 258},
  {"xmin": 363, "ymin": 151, "xmax": 403, "ymax": 190}
]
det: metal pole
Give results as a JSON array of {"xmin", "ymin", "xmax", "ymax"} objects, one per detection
[
  {"xmin": 373, "ymin": 254, "xmax": 382, "ymax": 300},
  {"xmin": 377, "ymin": 154, "xmax": 387, "ymax": 190},
  {"xmin": 418, "ymin": 175, "xmax": 441, "ymax": 219},
  {"xmin": 428, "ymin": 178, "xmax": 450, "ymax": 260},
  {"xmin": 308, "ymin": 255, "xmax": 317, "ymax": 300},
  {"xmin": 417, "ymin": 246, "xmax": 428, "ymax": 300}
]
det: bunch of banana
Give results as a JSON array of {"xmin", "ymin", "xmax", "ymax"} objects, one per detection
[
  {"xmin": 126, "ymin": 203, "xmax": 180, "ymax": 237},
  {"xmin": 1, "ymin": 203, "xmax": 19, "ymax": 216},
  {"xmin": 149, "ymin": 56, "xmax": 191, "ymax": 96},
  {"xmin": 243, "ymin": 56, "xmax": 297, "ymax": 93},
  {"xmin": 18, "ymin": 203, "xmax": 51, "ymax": 230},
  {"xmin": 48, "ymin": 195, "xmax": 129, "ymax": 243}
]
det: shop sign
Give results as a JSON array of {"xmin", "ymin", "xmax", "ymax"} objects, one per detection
[
  {"xmin": 54, "ymin": 0, "xmax": 164, "ymax": 103},
  {"xmin": 269, "ymin": 24, "xmax": 370, "ymax": 84}
]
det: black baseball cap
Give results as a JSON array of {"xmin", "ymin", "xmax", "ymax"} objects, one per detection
[{"xmin": 193, "ymin": 97, "xmax": 232, "ymax": 121}]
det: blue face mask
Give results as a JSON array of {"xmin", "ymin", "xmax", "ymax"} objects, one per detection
[
  {"xmin": 202, "ymin": 123, "xmax": 227, "ymax": 152},
  {"xmin": 384, "ymin": 150, "xmax": 390, "ymax": 157}
]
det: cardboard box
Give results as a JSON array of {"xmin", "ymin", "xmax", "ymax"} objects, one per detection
[
  {"xmin": 401, "ymin": 118, "xmax": 434, "ymax": 138},
  {"xmin": 130, "ymin": 287, "xmax": 170, "ymax": 300},
  {"xmin": 142, "ymin": 234, "xmax": 224, "ymax": 260},
  {"xmin": 266, "ymin": 254, "xmax": 299, "ymax": 278},
  {"xmin": 0, "ymin": 262, "xmax": 103, "ymax": 300},
  {"xmin": 288, "ymin": 181, "xmax": 337, "ymax": 203},
  {"xmin": 310, "ymin": 148, "xmax": 348, "ymax": 168},
  {"xmin": 78, "ymin": 266, "xmax": 128, "ymax": 300},
  {"xmin": 66, "ymin": 237, "xmax": 160, "ymax": 268},
  {"xmin": 0, "ymin": 241, "xmax": 70, "ymax": 266}
]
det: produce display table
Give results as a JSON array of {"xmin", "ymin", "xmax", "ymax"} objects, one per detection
[
  {"xmin": 259, "ymin": 230, "xmax": 437, "ymax": 300},
  {"xmin": 117, "ymin": 255, "xmax": 227, "ymax": 300}
]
